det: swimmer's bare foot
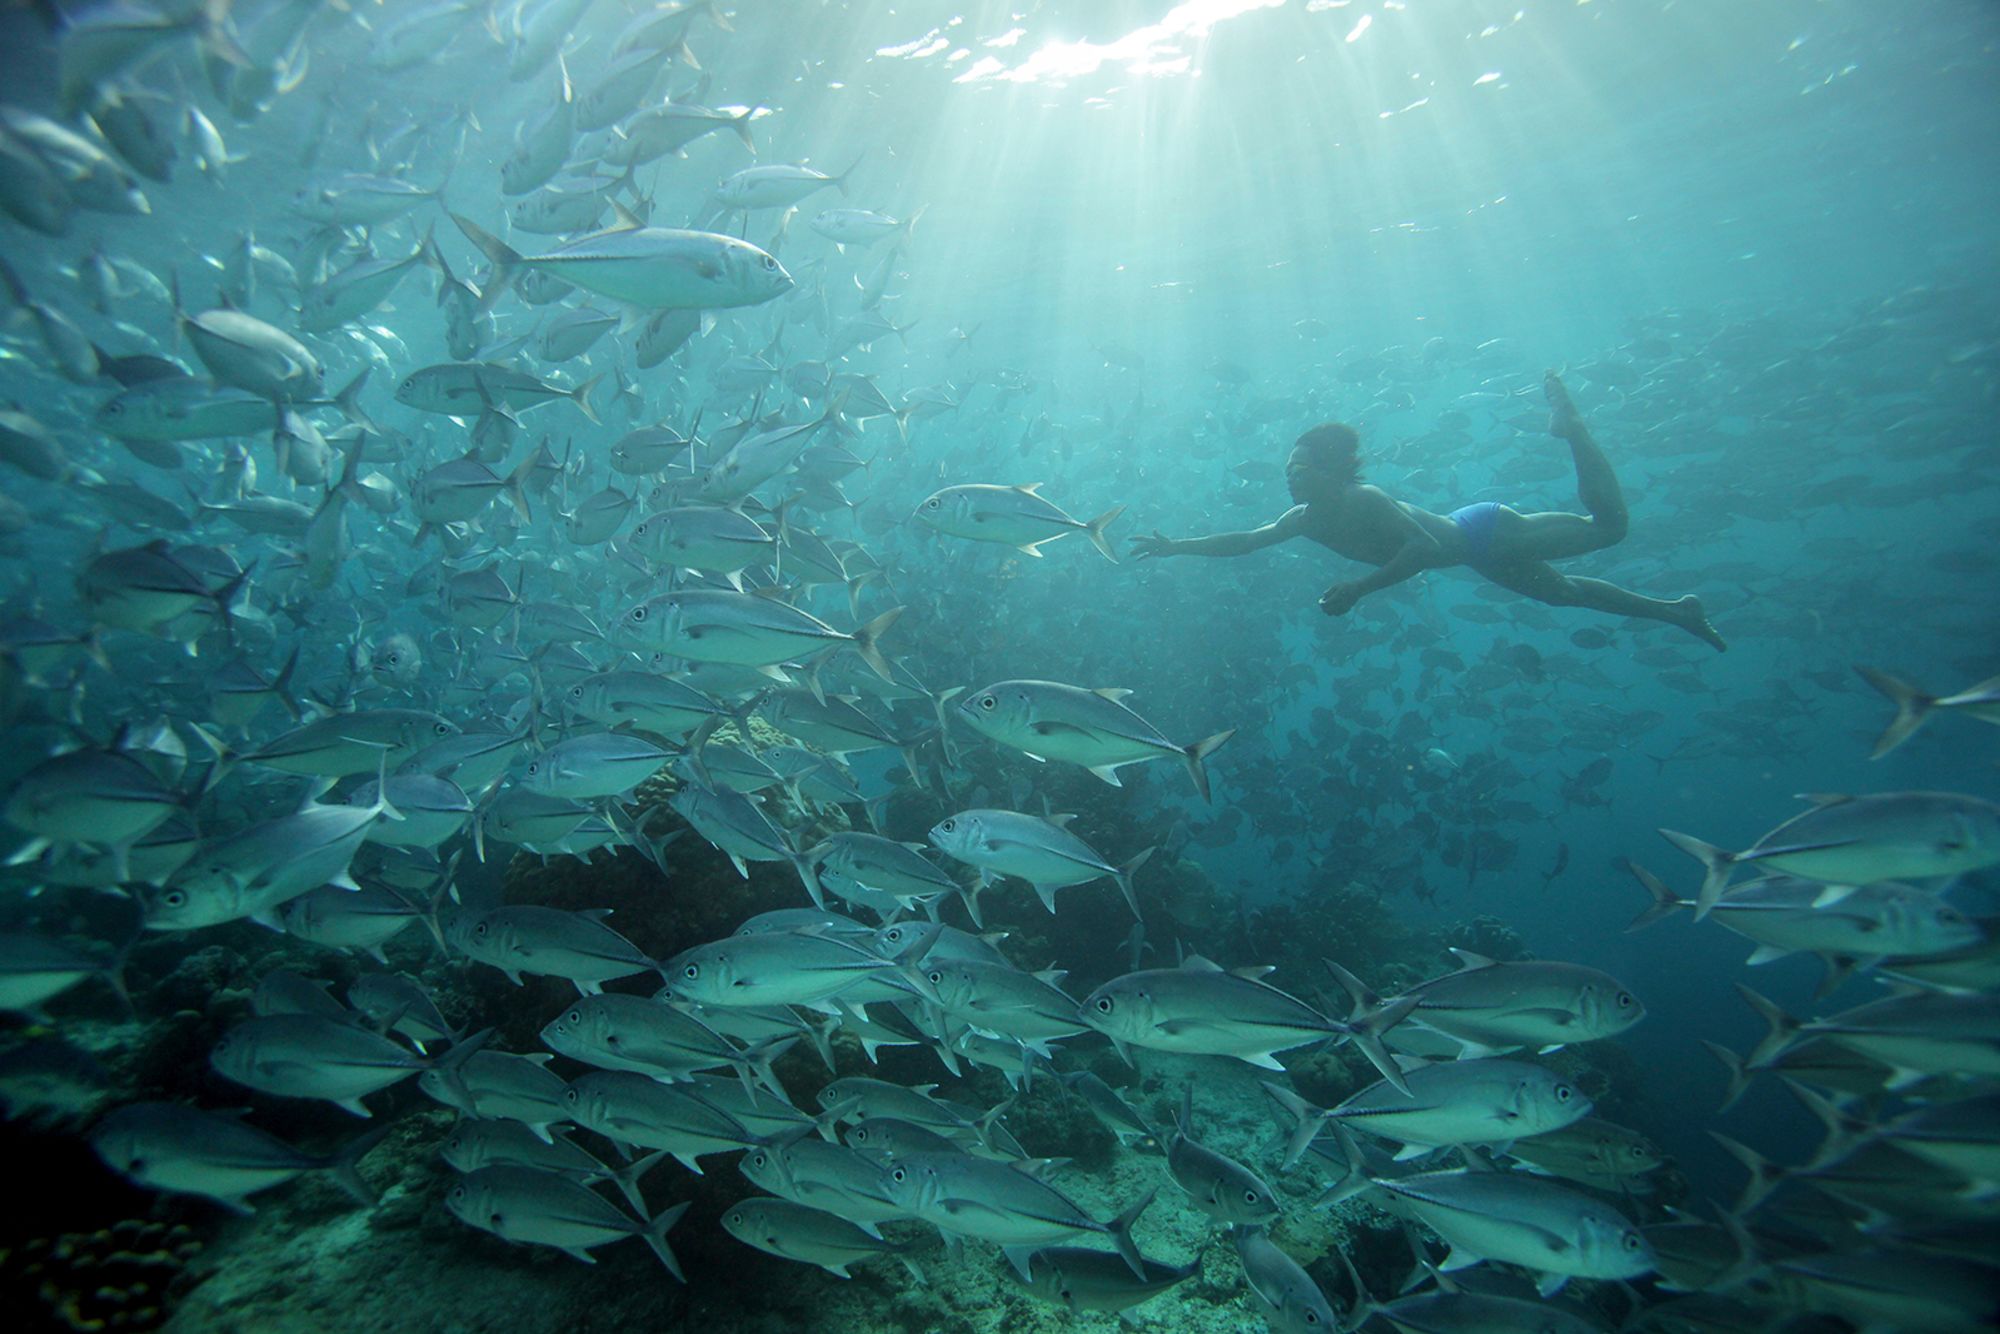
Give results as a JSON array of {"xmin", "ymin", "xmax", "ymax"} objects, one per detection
[
  {"xmin": 1545, "ymin": 370, "xmax": 1583, "ymax": 442},
  {"xmin": 1674, "ymin": 595, "xmax": 1728, "ymax": 652}
]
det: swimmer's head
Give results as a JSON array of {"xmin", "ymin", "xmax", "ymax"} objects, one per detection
[{"xmin": 1286, "ymin": 422, "xmax": 1361, "ymax": 504}]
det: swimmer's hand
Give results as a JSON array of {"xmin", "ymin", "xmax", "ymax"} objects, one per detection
[
  {"xmin": 1545, "ymin": 370, "xmax": 1581, "ymax": 441},
  {"xmin": 1318, "ymin": 582, "xmax": 1362, "ymax": 616},
  {"xmin": 1130, "ymin": 531, "xmax": 1182, "ymax": 560}
]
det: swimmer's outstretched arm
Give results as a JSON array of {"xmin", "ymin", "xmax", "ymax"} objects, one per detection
[
  {"xmin": 1318, "ymin": 535, "xmax": 1439, "ymax": 615},
  {"xmin": 1317, "ymin": 493, "xmax": 1444, "ymax": 616},
  {"xmin": 1130, "ymin": 506, "xmax": 1309, "ymax": 559}
]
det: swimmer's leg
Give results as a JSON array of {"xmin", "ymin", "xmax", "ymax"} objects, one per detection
[
  {"xmin": 1545, "ymin": 370, "xmax": 1628, "ymax": 544},
  {"xmin": 1482, "ymin": 559, "xmax": 1727, "ymax": 652}
]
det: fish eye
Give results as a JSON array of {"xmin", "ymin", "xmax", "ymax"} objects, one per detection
[
  {"xmin": 569, "ymin": 686, "xmax": 584, "ymax": 699},
  {"xmin": 473, "ymin": 922, "xmax": 489, "ymax": 938},
  {"xmin": 1630, "ymin": 1146, "xmax": 1647, "ymax": 1159},
  {"xmin": 684, "ymin": 964, "xmax": 699, "ymax": 979},
  {"xmin": 1243, "ymin": 1189, "xmax": 1259, "ymax": 1204},
  {"xmin": 762, "ymin": 255, "xmax": 777, "ymax": 270},
  {"xmin": 631, "ymin": 606, "xmax": 647, "ymax": 621},
  {"xmin": 163, "ymin": 890, "xmax": 187, "ymax": 907},
  {"xmin": 939, "ymin": 819, "xmax": 955, "ymax": 833},
  {"xmin": 924, "ymin": 498, "xmax": 939, "ymax": 509},
  {"xmin": 1095, "ymin": 997, "xmax": 1113, "ymax": 1013},
  {"xmin": 449, "ymin": 1186, "xmax": 464, "ymax": 1202},
  {"xmin": 383, "ymin": 652, "xmax": 399, "ymax": 666},
  {"xmin": 567, "ymin": 1010, "xmax": 581, "ymax": 1024},
  {"xmin": 1556, "ymin": 1086, "xmax": 1573, "ymax": 1101},
  {"xmin": 562, "ymin": 1089, "xmax": 579, "ymax": 1104},
  {"xmin": 927, "ymin": 970, "xmax": 943, "ymax": 984},
  {"xmin": 891, "ymin": 1167, "xmax": 906, "ymax": 1182},
  {"xmin": 750, "ymin": 1152, "xmax": 766, "ymax": 1168},
  {"xmin": 979, "ymin": 696, "xmax": 995, "ymax": 711},
  {"xmin": 1623, "ymin": 1233, "xmax": 1642, "ymax": 1251},
  {"xmin": 1616, "ymin": 991, "xmax": 1635, "ymax": 1008},
  {"xmin": 434, "ymin": 721, "xmax": 451, "ymax": 734},
  {"xmin": 526, "ymin": 761, "xmax": 540, "ymax": 775},
  {"xmin": 1306, "ymin": 1313, "xmax": 1320, "ymax": 1326},
  {"xmin": 728, "ymin": 1211, "xmax": 742, "ymax": 1225},
  {"xmin": 107, "ymin": 401, "xmax": 124, "ymax": 415}
]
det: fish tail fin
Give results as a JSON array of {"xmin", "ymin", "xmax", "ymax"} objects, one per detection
[
  {"xmin": 1083, "ymin": 503, "xmax": 1124, "ymax": 562},
  {"xmin": 740, "ymin": 1037, "xmax": 796, "ymax": 1103},
  {"xmin": 1114, "ymin": 846, "xmax": 1152, "ymax": 922},
  {"xmin": 1334, "ymin": 980, "xmax": 1419, "ymax": 1096},
  {"xmin": 268, "ymin": 642, "xmax": 304, "ymax": 721},
  {"xmin": 729, "ymin": 105, "xmax": 758, "ymax": 154},
  {"xmin": 1854, "ymin": 665, "xmax": 1934, "ymax": 759},
  {"xmin": 368, "ymin": 747, "xmax": 404, "ymax": 823},
  {"xmin": 427, "ymin": 1026, "xmax": 495, "ymax": 1107},
  {"xmin": 642, "ymin": 1200, "xmax": 691, "ymax": 1281},
  {"xmin": 1702, "ymin": 1039, "xmax": 1754, "ymax": 1113},
  {"xmin": 569, "ymin": 374, "xmax": 604, "ymax": 425},
  {"xmin": 1657, "ymin": 828, "xmax": 1734, "ymax": 919},
  {"xmin": 1707, "ymin": 1130, "xmax": 1782, "ymax": 1215},
  {"xmin": 1181, "ymin": 728, "xmax": 1234, "ymax": 803},
  {"xmin": 1734, "ymin": 982, "xmax": 1802, "ymax": 1071},
  {"xmin": 1107, "ymin": 1187, "xmax": 1155, "ymax": 1280},
  {"xmin": 1261, "ymin": 1080, "xmax": 1330, "ymax": 1170},
  {"xmin": 850, "ymin": 605, "xmax": 903, "ymax": 682},
  {"xmin": 210, "ymin": 564, "xmax": 254, "ymax": 643},
  {"xmin": 805, "ymin": 1012, "xmax": 839, "ymax": 1073},
  {"xmin": 324, "ymin": 1123, "xmax": 394, "ymax": 1207},
  {"xmin": 188, "ymin": 720, "xmax": 236, "ymax": 796},
  {"xmin": 791, "ymin": 847, "xmax": 826, "ymax": 910},
  {"xmin": 333, "ymin": 365, "xmax": 377, "ymax": 432},
  {"xmin": 1621, "ymin": 859, "xmax": 1686, "ymax": 932},
  {"xmin": 604, "ymin": 1149, "xmax": 666, "ymax": 1214},
  {"xmin": 1321, "ymin": 957, "xmax": 1386, "ymax": 1011},
  {"xmin": 449, "ymin": 212, "xmax": 521, "ymax": 311},
  {"xmin": 196, "ymin": 0, "xmax": 252, "ymax": 70},
  {"xmin": 1782, "ymin": 1078, "xmax": 1867, "ymax": 1167},
  {"xmin": 417, "ymin": 854, "xmax": 459, "ymax": 957},
  {"xmin": 834, "ymin": 151, "xmax": 866, "ymax": 194},
  {"xmin": 503, "ymin": 445, "xmax": 538, "ymax": 523},
  {"xmin": 1315, "ymin": 1120, "xmax": 1373, "ymax": 1207}
]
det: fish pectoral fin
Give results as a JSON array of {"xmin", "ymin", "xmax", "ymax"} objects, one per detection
[
  {"xmin": 1086, "ymin": 764, "xmax": 1124, "ymax": 788},
  {"xmin": 1513, "ymin": 1008, "xmax": 1579, "ymax": 1027},
  {"xmin": 1436, "ymin": 1247, "xmax": 1482, "ymax": 1272}
]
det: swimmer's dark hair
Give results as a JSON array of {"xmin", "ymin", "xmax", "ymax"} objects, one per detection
[{"xmin": 1288, "ymin": 423, "xmax": 1362, "ymax": 502}]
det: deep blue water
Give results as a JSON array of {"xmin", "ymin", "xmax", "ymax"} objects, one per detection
[{"xmin": 0, "ymin": 1, "xmax": 1995, "ymax": 1330}]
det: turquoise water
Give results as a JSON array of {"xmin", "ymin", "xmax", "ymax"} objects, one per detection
[{"xmin": 0, "ymin": 2, "xmax": 1995, "ymax": 1330}]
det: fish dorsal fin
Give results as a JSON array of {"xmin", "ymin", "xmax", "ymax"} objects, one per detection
[
  {"xmin": 1230, "ymin": 965, "xmax": 1277, "ymax": 982},
  {"xmin": 1091, "ymin": 688, "xmax": 1134, "ymax": 702},
  {"xmin": 1180, "ymin": 955, "xmax": 1223, "ymax": 973},
  {"xmin": 1794, "ymin": 792, "xmax": 1853, "ymax": 808},
  {"xmin": 1448, "ymin": 949, "xmax": 1497, "ymax": 970},
  {"xmin": 1011, "ymin": 483, "xmax": 1043, "ymax": 495},
  {"xmin": 1046, "ymin": 813, "xmax": 1077, "ymax": 829},
  {"xmin": 1032, "ymin": 968, "xmax": 1067, "ymax": 987}
]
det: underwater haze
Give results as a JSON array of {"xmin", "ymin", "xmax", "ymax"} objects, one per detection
[{"xmin": 0, "ymin": 0, "xmax": 1997, "ymax": 1331}]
